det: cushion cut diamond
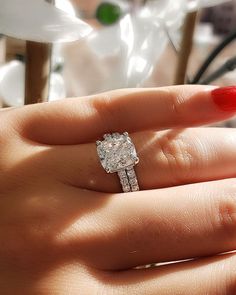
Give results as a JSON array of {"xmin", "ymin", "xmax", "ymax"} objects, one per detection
[{"xmin": 97, "ymin": 133, "xmax": 138, "ymax": 173}]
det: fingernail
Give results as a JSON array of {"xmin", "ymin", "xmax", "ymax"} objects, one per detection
[{"xmin": 212, "ymin": 86, "xmax": 236, "ymax": 111}]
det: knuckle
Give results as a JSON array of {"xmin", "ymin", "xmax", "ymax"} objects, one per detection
[
  {"xmin": 157, "ymin": 131, "xmax": 195, "ymax": 182},
  {"xmin": 92, "ymin": 92, "xmax": 120, "ymax": 132},
  {"xmin": 214, "ymin": 192, "xmax": 236, "ymax": 237},
  {"xmin": 165, "ymin": 89, "xmax": 183, "ymax": 119}
]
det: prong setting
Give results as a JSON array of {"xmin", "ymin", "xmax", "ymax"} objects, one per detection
[
  {"xmin": 97, "ymin": 132, "xmax": 139, "ymax": 173},
  {"xmin": 135, "ymin": 157, "xmax": 139, "ymax": 164},
  {"xmin": 112, "ymin": 132, "xmax": 120, "ymax": 138},
  {"xmin": 103, "ymin": 134, "xmax": 111, "ymax": 139},
  {"xmin": 96, "ymin": 132, "xmax": 139, "ymax": 193}
]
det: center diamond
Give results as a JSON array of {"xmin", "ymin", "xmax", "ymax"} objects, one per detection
[{"xmin": 97, "ymin": 133, "xmax": 138, "ymax": 173}]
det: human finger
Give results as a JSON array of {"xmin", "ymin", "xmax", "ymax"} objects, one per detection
[
  {"xmin": 60, "ymin": 178, "xmax": 236, "ymax": 270},
  {"xmin": 11, "ymin": 85, "xmax": 236, "ymax": 145},
  {"xmin": 41, "ymin": 127, "xmax": 236, "ymax": 192},
  {"xmin": 103, "ymin": 253, "xmax": 236, "ymax": 295}
]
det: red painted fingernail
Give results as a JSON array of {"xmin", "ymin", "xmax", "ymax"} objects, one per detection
[{"xmin": 212, "ymin": 86, "xmax": 236, "ymax": 111}]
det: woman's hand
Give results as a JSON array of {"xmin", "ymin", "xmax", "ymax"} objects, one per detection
[{"xmin": 1, "ymin": 85, "xmax": 236, "ymax": 294}]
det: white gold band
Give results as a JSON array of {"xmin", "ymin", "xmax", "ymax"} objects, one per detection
[{"xmin": 118, "ymin": 166, "xmax": 139, "ymax": 192}]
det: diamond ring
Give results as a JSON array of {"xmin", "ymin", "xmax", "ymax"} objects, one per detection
[{"xmin": 96, "ymin": 132, "xmax": 140, "ymax": 192}]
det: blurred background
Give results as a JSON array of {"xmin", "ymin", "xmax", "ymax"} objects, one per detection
[{"xmin": 0, "ymin": 0, "xmax": 235, "ymax": 121}]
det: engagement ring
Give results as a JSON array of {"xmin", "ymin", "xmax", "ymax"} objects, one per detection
[{"xmin": 96, "ymin": 132, "xmax": 140, "ymax": 192}]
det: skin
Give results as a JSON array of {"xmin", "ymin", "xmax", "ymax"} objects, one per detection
[{"xmin": 1, "ymin": 85, "xmax": 236, "ymax": 294}]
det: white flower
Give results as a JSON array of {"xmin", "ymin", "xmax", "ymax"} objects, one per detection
[{"xmin": 0, "ymin": 0, "xmax": 92, "ymax": 43}]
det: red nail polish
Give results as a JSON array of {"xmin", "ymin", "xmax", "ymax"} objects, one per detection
[{"xmin": 212, "ymin": 86, "xmax": 236, "ymax": 111}]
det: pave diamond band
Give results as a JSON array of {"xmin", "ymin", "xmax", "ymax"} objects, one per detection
[
  {"xmin": 96, "ymin": 132, "xmax": 140, "ymax": 193},
  {"xmin": 118, "ymin": 167, "xmax": 139, "ymax": 192}
]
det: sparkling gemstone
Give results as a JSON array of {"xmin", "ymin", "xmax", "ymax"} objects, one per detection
[
  {"xmin": 123, "ymin": 185, "xmax": 131, "ymax": 192},
  {"xmin": 130, "ymin": 178, "xmax": 138, "ymax": 186},
  {"xmin": 118, "ymin": 170, "xmax": 126, "ymax": 178},
  {"xmin": 132, "ymin": 185, "xmax": 139, "ymax": 191},
  {"xmin": 127, "ymin": 169, "xmax": 135, "ymax": 178},
  {"xmin": 122, "ymin": 178, "xmax": 129, "ymax": 186},
  {"xmin": 97, "ymin": 132, "xmax": 138, "ymax": 173}
]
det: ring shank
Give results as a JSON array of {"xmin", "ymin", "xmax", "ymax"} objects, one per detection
[{"xmin": 118, "ymin": 166, "xmax": 139, "ymax": 192}]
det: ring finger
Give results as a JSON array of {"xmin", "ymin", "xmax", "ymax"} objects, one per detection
[{"xmin": 41, "ymin": 127, "xmax": 236, "ymax": 192}]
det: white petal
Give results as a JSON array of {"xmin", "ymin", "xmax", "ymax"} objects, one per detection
[
  {"xmin": 0, "ymin": 61, "xmax": 66, "ymax": 106},
  {"xmin": 0, "ymin": 0, "xmax": 92, "ymax": 43},
  {"xmin": 188, "ymin": 0, "xmax": 230, "ymax": 11}
]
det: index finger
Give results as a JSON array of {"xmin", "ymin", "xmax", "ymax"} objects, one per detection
[{"xmin": 12, "ymin": 85, "xmax": 236, "ymax": 145}]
